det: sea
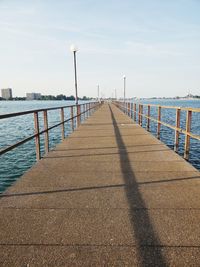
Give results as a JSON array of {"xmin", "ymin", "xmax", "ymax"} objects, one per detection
[{"xmin": 0, "ymin": 99, "xmax": 200, "ymax": 193}]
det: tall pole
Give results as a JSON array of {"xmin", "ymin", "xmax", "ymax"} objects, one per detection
[
  {"xmin": 70, "ymin": 44, "xmax": 78, "ymax": 106},
  {"xmin": 73, "ymin": 51, "xmax": 78, "ymax": 105},
  {"xmin": 115, "ymin": 89, "xmax": 117, "ymax": 100},
  {"xmin": 123, "ymin": 75, "xmax": 126, "ymax": 103},
  {"xmin": 97, "ymin": 84, "xmax": 100, "ymax": 102}
]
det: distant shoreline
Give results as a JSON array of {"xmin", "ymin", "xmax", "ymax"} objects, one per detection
[
  {"xmin": 1, "ymin": 97, "xmax": 200, "ymax": 101},
  {"xmin": 142, "ymin": 98, "xmax": 200, "ymax": 101}
]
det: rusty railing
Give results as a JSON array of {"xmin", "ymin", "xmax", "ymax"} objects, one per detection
[
  {"xmin": 0, "ymin": 102, "xmax": 101, "ymax": 160},
  {"xmin": 114, "ymin": 101, "xmax": 200, "ymax": 160}
]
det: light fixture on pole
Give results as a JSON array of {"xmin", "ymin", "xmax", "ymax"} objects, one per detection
[
  {"xmin": 123, "ymin": 75, "xmax": 126, "ymax": 103},
  {"xmin": 70, "ymin": 44, "xmax": 78, "ymax": 105}
]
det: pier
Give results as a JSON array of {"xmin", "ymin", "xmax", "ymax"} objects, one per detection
[{"xmin": 0, "ymin": 103, "xmax": 200, "ymax": 266}]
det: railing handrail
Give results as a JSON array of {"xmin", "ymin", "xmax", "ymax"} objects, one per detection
[
  {"xmin": 0, "ymin": 101, "xmax": 98, "ymax": 120},
  {"xmin": 114, "ymin": 101, "xmax": 200, "ymax": 161},
  {"xmin": 0, "ymin": 101, "xmax": 101, "ymax": 159},
  {"xmin": 138, "ymin": 102, "xmax": 200, "ymax": 112},
  {"xmin": 125, "ymin": 102, "xmax": 200, "ymax": 112}
]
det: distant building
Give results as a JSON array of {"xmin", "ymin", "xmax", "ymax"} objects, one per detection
[
  {"xmin": 1, "ymin": 88, "xmax": 13, "ymax": 100},
  {"xmin": 26, "ymin": 93, "xmax": 41, "ymax": 100}
]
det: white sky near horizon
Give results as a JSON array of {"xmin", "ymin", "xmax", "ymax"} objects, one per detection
[{"xmin": 0, "ymin": 0, "xmax": 200, "ymax": 98}]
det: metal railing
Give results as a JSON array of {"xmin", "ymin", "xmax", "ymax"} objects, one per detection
[
  {"xmin": 114, "ymin": 101, "xmax": 200, "ymax": 160},
  {"xmin": 0, "ymin": 102, "xmax": 101, "ymax": 160}
]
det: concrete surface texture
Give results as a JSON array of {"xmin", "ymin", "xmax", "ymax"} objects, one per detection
[{"xmin": 0, "ymin": 103, "xmax": 200, "ymax": 266}]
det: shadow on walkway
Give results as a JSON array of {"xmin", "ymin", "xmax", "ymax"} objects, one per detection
[
  {"xmin": 0, "ymin": 184, "xmax": 125, "ymax": 198},
  {"xmin": 109, "ymin": 104, "xmax": 167, "ymax": 267}
]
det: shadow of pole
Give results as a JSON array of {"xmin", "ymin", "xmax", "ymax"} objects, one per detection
[{"xmin": 109, "ymin": 104, "xmax": 167, "ymax": 267}]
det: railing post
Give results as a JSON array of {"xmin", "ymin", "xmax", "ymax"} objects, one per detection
[
  {"xmin": 86, "ymin": 103, "xmax": 89, "ymax": 118},
  {"xmin": 71, "ymin": 106, "xmax": 74, "ymax": 131},
  {"xmin": 134, "ymin": 103, "xmax": 136, "ymax": 122},
  {"xmin": 80, "ymin": 104, "xmax": 83, "ymax": 122},
  {"xmin": 84, "ymin": 103, "xmax": 87, "ymax": 120},
  {"xmin": 140, "ymin": 104, "xmax": 143, "ymax": 126},
  {"xmin": 157, "ymin": 106, "xmax": 161, "ymax": 139},
  {"xmin": 83, "ymin": 104, "xmax": 86, "ymax": 119},
  {"xmin": 77, "ymin": 105, "xmax": 81, "ymax": 126},
  {"xmin": 174, "ymin": 108, "xmax": 181, "ymax": 152},
  {"xmin": 184, "ymin": 110, "xmax": 192, "ymax": 160},
  {"xmin": 138, "ymin": 104, "xmax": 141, "ymax": 124},
  {"xmin": 147, "ymin": 105, "xmax": 150, "ymax": 131},
  {"xmin": 131, "ymin": 103, "xmax": 133, "ymax": 119},
  {"xmin": 90, "ymin": 103, "xmax": 92, "ymax": 115},
  {"xmin": 92, "ymin": 103, "xmax": 94, "ymax": 114},
  {"xmin": 34, "ymin": 112, "xmax": 41, "ymax": 161},
  {"xmin": 43, "ymin": 110, "xmax": 49, "ymax": 154},
  {"xmin": 61, "ymin": 107, "xmax": 65, "ymax": 140},
  {"xmin": 85, "ymin": 103, "xmax": 87, "ymax": 118},
  {"xmin": 87, "ymin": 103, "xmax": 90, "ymax": 117},
  {"xmin": 128, "ymin": 102, "xmax": 130, "ymax": 117}
]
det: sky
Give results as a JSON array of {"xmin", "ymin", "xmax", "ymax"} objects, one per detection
[{"xmin": 0, "ymin": 0, "xmax": 200, "ymax": 98}]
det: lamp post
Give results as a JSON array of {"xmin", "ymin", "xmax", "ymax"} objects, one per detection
[
  {"xmin": 70, "ymin": 44, "xmax": 78, "ymax": 105},
  {"xmin": 123, "ymin": 75, "xmax": 126, "ymax": 103},
  {"xmin": 97, "ymin": 84, "xmax": 100, "ymax": 102}
]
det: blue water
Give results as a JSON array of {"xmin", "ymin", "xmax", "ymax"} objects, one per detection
[
  {"xmin": 0, "ymin": 100, "xmax": 87, "ymax": 193},
  {"xmin": 0, "ymin": 99, "xmax": 200, "ymax": 193}
]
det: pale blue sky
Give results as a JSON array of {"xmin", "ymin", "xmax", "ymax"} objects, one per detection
[{"xmin": 0, "ymin": 0, "xmax": 200, "ymax": 98}]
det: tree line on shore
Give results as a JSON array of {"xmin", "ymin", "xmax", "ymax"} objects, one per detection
[{"xmin": 0, "ymin": 94, "xmax": 93, "ymax": 101}]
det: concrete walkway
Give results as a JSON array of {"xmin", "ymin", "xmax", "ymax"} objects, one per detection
[{"xmin": 0, "ymin": 103, "xmax": 200, "ymax": 266}]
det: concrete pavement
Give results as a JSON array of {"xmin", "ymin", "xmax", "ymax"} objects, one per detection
[{"xmin": 0, "ymin": 103, "xmax": 200, "ymax": 266}]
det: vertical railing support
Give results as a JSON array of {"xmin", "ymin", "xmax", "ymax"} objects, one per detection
[
  {"xmin": 184, "ymin": 110, "xmax": 192, "ymax": 160},
  {"xmin": 134, "ymin": 103, "xmax": 136, "ymax": 122},
  {"xmin": 140, "ymin": 105, "xmax": 143, "ymax": 126},
  {"xmin": 61, "ymin": 107, "xmax": 65, "ymax": 140},
  {"xmin": 43, "ymin": 110, "xmax": 49, "ymax": 154},
  {"xmin": 84, "ymin": 103, "xmax": 87, "ymax": 120},
  {"xmin": 71, "ymin": 106, "xmax": 74, "ymax": 131},
  {"xmin": 131, "ymin": 103, "xmax": 133, "ymax": 119},
  {"xmin": 77, "ymin": 105, "xmax": 81, "ymax": 126},
  {"xmin": 174, "ymin": 108, "xmax": 181, "ymax": 152},
  {"xmin": 88, "ymin": 103, "xmax": 90, "ymax": 117},
  {"xmin": 138, "ymin": 104, "xmax": 141, "ymax": 125},
  {"xmin": 147, "ymin": 105, "xmax": 150, "ymax": 131},
  {"xmin": 85, "ymin": 103, "xmax": 87, "ymax": 118},
  {"xmin": 157, "ymin": 106, "xmax": 161, "ymax": 139},
  {"xmin": 128, "ymin": 102, "xmax": 130, "ymax": 117},
  {"xmin": 88, "ymin": 103, "xmax": 90, "ymax": 116},
  {"xmin": 34, "ymin": 112, "xmax": 41, "ymax": 161}
]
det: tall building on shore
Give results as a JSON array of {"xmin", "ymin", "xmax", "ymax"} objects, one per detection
[
  {"xmin": 1, "ymin": 88, "xmax": 13, "ymax": 100},
  {"xmin": 26, "ymin": 93, "xmax": 41, "ymax": 100}
]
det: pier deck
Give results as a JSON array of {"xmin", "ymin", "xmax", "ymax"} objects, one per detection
[{"xmin": 0, "ymin": 103, "xmax": 200, "ymax": 266}]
